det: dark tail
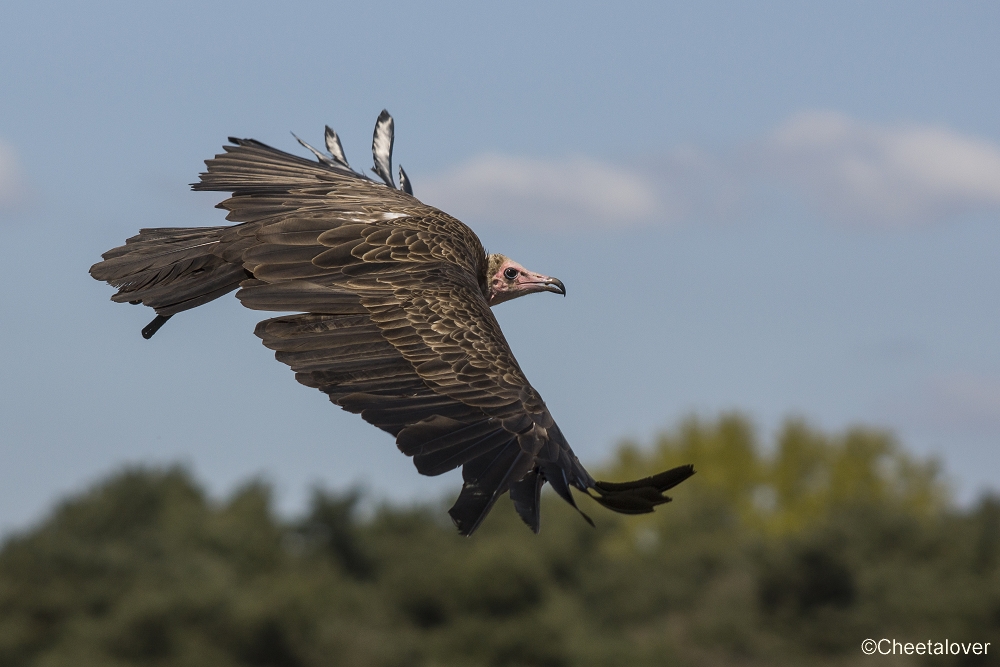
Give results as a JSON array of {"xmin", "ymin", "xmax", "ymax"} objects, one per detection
[{"xmin": 90, "ymin": 226, "xmax": 248, "ymax": 338}]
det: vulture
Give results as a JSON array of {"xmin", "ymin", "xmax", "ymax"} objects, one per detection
[{"xmin": 90, "ymin": 110, "xmax": 694, "ymax": 535}]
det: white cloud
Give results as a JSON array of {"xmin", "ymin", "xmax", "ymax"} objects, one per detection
[
  {"xmin": 414, "ymin": 112, "xmax": 1000, "ymax": 230},
  {"xmin": 0, "ymin": 142, "xmax": 27, "ymax": 213},
  {"xmin": 417, "ymin": 153, "xmax": 663, "ymax": 229},
  {"xmin": 758, "ymin": 111, "xmax": 1000, "ymax": 225}
]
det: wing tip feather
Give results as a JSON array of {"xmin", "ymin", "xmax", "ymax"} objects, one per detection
[{"xmin": 588, "ymin": 464, "xmax": 696, "ymax": 515}]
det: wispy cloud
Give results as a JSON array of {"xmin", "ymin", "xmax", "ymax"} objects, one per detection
[
  {"xmin": 0, "ymin": 142, "xmax": 27, "ymax": 213},
  {"xmin": 417, "ymin": 112, "xmax": 1000, "ymax": 229},
  {"xmin": 758, "ymin": 111, "xmax": 1000, "ymax": 225},
  {"xmin": 418, "ymin": 153, "xmax": 662, "ymax": 229}
]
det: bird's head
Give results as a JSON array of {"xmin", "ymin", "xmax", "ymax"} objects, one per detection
[{"xmin": 486, "ymin": 253, "xmax": 566, "ymax": 306}]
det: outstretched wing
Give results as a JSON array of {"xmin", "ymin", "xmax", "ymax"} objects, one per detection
[
  {"xmin": 244, "ymin": 271, "xmax": 596, "ymax": 535},
  {"xmin": 194, "ymin": 138, "xmax": 484, "ymax": 279},
  {"xmin": 194, "ymin": 138, "xmax": 596, "ymax": 533},
  {"xmin": 195, "ymin": 137, "xmax": 692, "ymax": 534}
]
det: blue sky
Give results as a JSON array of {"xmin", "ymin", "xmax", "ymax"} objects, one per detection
[{"xmin": 2, "ymin": 1, "xmax": 999, "ymax": 533}]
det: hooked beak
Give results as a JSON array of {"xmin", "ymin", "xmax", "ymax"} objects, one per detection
[
  {"xmin": 539, "ymin": 276, "xmax": 566, "ymax": 296},
  {"xmin": 521, "ymin": 273, "xmax": 566, "ymax": 297}
]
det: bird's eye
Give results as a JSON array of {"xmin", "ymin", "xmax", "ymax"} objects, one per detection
[{"xmin": 503, "ymin": 267, "xmax": 518, "ymax": 280}]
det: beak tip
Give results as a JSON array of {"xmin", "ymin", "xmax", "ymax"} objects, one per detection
[
  {"xmin": 531, "ymin": 276, "xmax": 566, "ymax": 298},
  {"xmin": 549, "ymin": 277, "xmax": 566, "ymax": 296}
]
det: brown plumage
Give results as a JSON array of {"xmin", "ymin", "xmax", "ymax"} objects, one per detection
[{"xmin": 90, "ymin": 111, "xmax": 693, "ymax": 535}]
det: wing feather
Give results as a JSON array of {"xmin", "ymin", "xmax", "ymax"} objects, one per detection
[
  {"xmin": 189, "ymin": 134, "xmax": 684, "ymax": 535},
  {"xmin": 371, "ymin": 109, "xmax": 395, "ymax": 187}
]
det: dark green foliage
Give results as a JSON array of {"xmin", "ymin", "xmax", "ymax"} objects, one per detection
[
  {"xmin": 293, "ymin": 488, "xmax": 373, "ymax": 579},
  {"xmin": 1, "ymin": 416, "xmax": 999, "ymax": 666}
]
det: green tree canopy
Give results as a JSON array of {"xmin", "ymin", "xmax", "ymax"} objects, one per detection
[{"xmin": 0, "ymin": 415, "xmax": 996, "ymax": 667}]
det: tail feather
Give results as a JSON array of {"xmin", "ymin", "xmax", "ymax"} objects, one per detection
[{"xmin": 91, "ymin": 226, "xmax": 249, "ymax": 335}]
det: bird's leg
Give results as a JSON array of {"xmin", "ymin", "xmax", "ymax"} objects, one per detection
[{"xmin": 141, "ymin": 314, "xmax": 172, "ymax": 339}]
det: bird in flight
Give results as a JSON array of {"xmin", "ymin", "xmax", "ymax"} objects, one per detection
[{"xmin": 91, "ymin": 111, "xmax": 693, "ymax": 535}]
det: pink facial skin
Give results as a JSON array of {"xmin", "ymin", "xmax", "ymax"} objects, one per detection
[{"xmin": 487, "ymin": 258, "xmax": 566, "ymax": 306}]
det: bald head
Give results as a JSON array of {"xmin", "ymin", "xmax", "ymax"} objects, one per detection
[{"xmin": 485, "ymin": 253, "xmax": 566, "ymax": 307}]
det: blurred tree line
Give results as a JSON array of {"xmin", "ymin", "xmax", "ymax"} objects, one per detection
[{"xmin": 1, "ymin": 413, "xmax": 998, "ymax": 666}]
